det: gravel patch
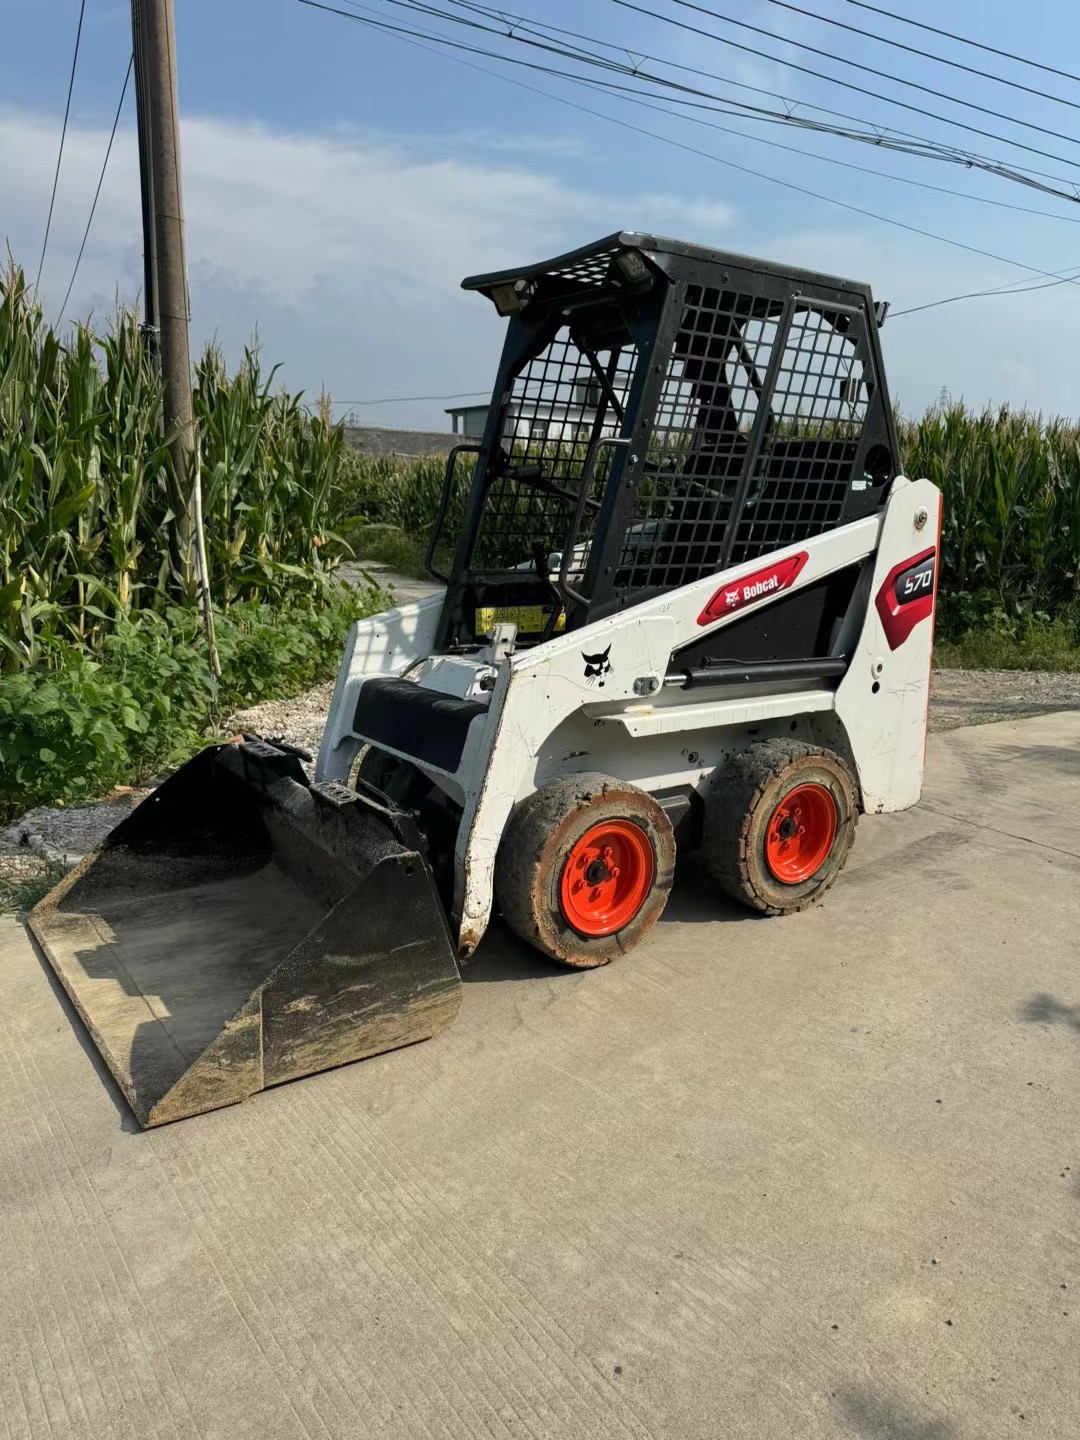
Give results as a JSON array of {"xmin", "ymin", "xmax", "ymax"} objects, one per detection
[
  {"xmin": 223, "ymin": 679, "xmax": 336, "ymax": 762},
  {"xmin": 928, "ymin": 668, "xmax": 1080, "ymax": 732},
  {"xmin": 0, "ymin": 787, "xmax": 153, "ymax": 866}
]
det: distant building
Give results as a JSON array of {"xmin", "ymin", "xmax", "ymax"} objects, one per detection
[
  {"xmin": 447, "ymin": 378, "xmax": 634, "ymax": 444},
  {"xmin": 445, "ymin": 403, "xmax": 492, "ymax": 439}
]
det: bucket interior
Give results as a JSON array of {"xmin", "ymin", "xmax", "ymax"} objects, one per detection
[{"xmin": 61, "ymin": 861, "xmax": 325, "ymax": 1088}]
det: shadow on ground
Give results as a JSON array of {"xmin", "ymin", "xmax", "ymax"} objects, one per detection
[
  {"xmin": 833, "ymin": 1383, "xmax": 958, "ymax": 1440},
  {"xmin": 463, "ymin": 869, "xmax": 759, "ymax": 985},
  {"xmin": 1021, "ymin": 992, "xmax": 1080, "ymax": 1037}
]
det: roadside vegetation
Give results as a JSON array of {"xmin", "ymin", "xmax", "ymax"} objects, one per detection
[{"xmin": 1, "ymin": 263, "xmax": 387, "ymax": 822}]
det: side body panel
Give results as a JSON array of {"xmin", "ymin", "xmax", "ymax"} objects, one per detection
[
  {"xmin": 835, "ymin": 477, "xmax": 941, "ymax": 811},
  {"xmin": 316, "ymin": 593, "xmax": 444, "ymax": 783}
]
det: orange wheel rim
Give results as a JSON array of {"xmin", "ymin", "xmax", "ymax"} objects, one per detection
[
  {"xmin": 559, "ymin": 820, "xmax": 654, "ymax": 937},
  {"xmin": 765, "ymin": 783, "xmax": 837, "ymax": 884}
]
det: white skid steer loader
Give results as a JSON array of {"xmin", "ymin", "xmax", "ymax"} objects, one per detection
[{"xmin": 31, "ymin": 232, "xmax": 941, "ymax": 1125}]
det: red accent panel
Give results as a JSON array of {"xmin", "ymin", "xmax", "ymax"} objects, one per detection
[
  {"xmin": 697, "ymin": 551, "xmax": 809, "ymax": 626},
  {"xmin": 875, "ymin": 546, "xmax": 937, "ymax": 651}
]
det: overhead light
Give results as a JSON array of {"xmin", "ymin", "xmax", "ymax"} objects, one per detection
[
  {"xmin": 490, "ymin": 278, "xmax": 534, "ymax": 317},
  {"xmin": 613, "ymin": 249, "xmax": 652, "ymax": 288},
  {"xmin": 491, "ymin": 282, "xmax": 523, "ymax": 316}
]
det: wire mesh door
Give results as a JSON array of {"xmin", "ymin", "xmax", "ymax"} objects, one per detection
[
  {"xmin": 728, "ymin": 303, "xmax": 874, "ymax": 566},
  {"xmin": 469, "ymin": 327, "xmax": 638, "ymax": 576},
  {"xmin": 615, "ymin": 286, "xmax": 876, "ymax": 597},
  {"xmin": 617, "ymin": 287, "xmax": 783, "ymax": 594}
]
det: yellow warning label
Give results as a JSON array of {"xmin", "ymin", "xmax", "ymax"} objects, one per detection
[{"xmin": 476, "ymin": 605, "xmax": 565, "ymax": 635}]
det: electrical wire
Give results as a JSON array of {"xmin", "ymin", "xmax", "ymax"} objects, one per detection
[
  {"xmin": 620, "ymin": 0, "xmax": 1080, "ymax": 173},
  {"xmin": 394, "ymin": 0, "xmax": 1080, "ymax": 190},
  {"xmin": 660, "ymin": 0, "xmax": 1080, "ymax": 150},
  {"xmin": 333, "ymin": 390, "xmax": 489, "ymax": 404},
  {"xmin": 891, "ymin": 266, "xmax": 1080, "ymax": 317},
  {"xmin": 768, "ymin": 0, "xmax": 1080, "ymax": 114},
  {"xmin": 427, "ymin": 0, "xmax": 981, "ymax": 142},
  {"xmin": 35, "ymin": 0, "xmax": 88, "ymax": 295},
  {"xmin": 417, "ymin": 0, "xmax": 1080, "ymax": 222},
  {"xmin": 574, "ymin": 64, "xmax": 1080, "ymax": 225},
  {"xmin": 408, "ymin": 0, "xmax": 1080, "ymax": 218},
  {"xmin": 844, "ymin": 1, "xmax": 1080, "ymax": 89},
  {"xmin": 302, "ymin": 0, "xmax": 1080, "ymax": 294},
  {"xmin": 340, "ymin": 0, "xmax": 1080, "ymax": 204},
  {"xmin": 55, "ymin": 55, "xmax": 134, "ymax": 327}
]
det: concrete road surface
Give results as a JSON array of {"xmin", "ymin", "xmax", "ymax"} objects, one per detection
[{"xmin": 1, "ymin": 714, "xmax": 1078, "ymax": 1440}]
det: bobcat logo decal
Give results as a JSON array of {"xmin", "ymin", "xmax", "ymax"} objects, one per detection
[{"xmin": 581, "ymin": 645, "xmax": 612, "ymax": 687}]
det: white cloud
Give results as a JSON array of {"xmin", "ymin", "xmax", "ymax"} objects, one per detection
[
  {"xmin": 461, "ymin": 131, "xmax": 600, "ymax": 161},
  {"xmin": 2, "ymin": 102, "xmax": 1079, "ymax": 426},
  {"xmin": 0, "ymin": 106, "xmax": 737, "ymax": 423}
]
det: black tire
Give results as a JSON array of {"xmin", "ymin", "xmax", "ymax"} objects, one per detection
[
  {"xmin": 704, "ymin": 740, "xmax": 858, "ymax": 915},
  {"xmin": 495, "ymin": 772, "xmax": 676, "ymax": 968}
]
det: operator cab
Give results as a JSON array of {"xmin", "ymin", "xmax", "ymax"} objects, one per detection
[{"xmin": 428, "ymin": 231, "xmax": 898, "ymax": 652}]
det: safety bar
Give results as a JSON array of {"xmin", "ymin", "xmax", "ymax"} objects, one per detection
[
  {"xmin": 425, "ymin": 443, "xmax": 481, "ymax": 583},
  {"xmin": 557, "ymin": 436, "xmax": 632, "ymax": 608}
]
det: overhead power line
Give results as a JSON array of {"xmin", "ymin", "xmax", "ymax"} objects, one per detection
[
  {"xmin": 426, "ymin": 0, "xmax": 1014, "ymax": 145},
  {"xmin": 343, "ymin": 0, "xmax": 1080, "ymax": 205},
  {"xmin": 583, "ymin": 68, "xmax": 1080, "ymax": 225},
  {"xmin": 35, "ymin": 0, "xmax": 88, "ymax": 295},
  {"xmin": 844, "ymin": 1, "xmax": 1080, "ymax": 89},
  {"xmin": 892, "ymin": 266, "xmax": 1080, "ymax": 318},
  {"xmin": 334, "ymin": 390, "xmax": 489, "ymax": 405},
  {"xmin": 416, "ymin": 0, "xmax": 1080, "ymax": 184},
  {"xmin": 769, "ymin": 0, "xmax": 1080, "ymax": 114},
  {"xmin": 55, "ymin": 55, "xmax": 134, "ymax": 327},
  {"xmin": 392, "ymin": 0, "xmax": 1080, "ymax": 215},
  {"xmin": 303, "ymin": 0, "xmax": 1080, "ymax": 296},
  {"xmin": 628, "ymin": 0, "xmax": 1080, "ymax": 172}
]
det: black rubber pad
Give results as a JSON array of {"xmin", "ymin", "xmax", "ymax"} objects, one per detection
[{"xmin": 353, "ymin": 677, "xmax": 487, "ymax": 773}]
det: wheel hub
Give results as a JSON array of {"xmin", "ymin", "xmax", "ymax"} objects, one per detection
[
  {"xmin": 764, "ymin": 783, "xmax": 838, "ymax": 885},
  {"xmin": 584, "ymin": 858, "xmax": 610, "ymax": 885},
  {"xmin": 560, "ymin": 820, "xmax": 655, "ymax": 937}
]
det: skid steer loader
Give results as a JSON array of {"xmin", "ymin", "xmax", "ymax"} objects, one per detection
[{"xmin": 31, "ymin": 231, "xmax": 941, "ymax": 1126}]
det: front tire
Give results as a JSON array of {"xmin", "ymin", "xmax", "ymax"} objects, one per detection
[
  {"xmin": 495, "ymin": 773, "xmax": 675, "ymax": 967},
  {"xmin": 704, "ymin": 740, "xmax": 857, "ymax": 915}
]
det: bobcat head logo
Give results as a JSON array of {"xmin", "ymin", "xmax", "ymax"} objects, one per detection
[{"xmin": 582, "ymin": 645, "xmax": 612, "ymax": 686}]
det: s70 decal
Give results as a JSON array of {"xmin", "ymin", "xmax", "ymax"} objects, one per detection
[{"xmin": 875, "ymin": 548, "xmax": 937, "ymax": 650}]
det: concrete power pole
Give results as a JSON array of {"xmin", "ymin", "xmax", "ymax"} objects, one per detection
[{"xmin": 131, "ymin": 0, "xmax": 195, "ymax": 589}]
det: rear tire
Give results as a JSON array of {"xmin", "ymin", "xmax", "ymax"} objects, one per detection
[
  {"xmin": 704, "ymin": 740, "xmax": 857, "ymax": 915},
  {"xmin": 495, "ymin": 773, "xmax": 675, "ymax": 968}
]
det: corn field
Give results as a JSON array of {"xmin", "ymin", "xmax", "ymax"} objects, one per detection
[
  {"xmin": 899, "ymin": 405, "xmax": 1080, "ymax": 609},
  {"xmin": 1, "ymin": 263, "xmax": 348, "ymax": 672},
  {"xmin": 338, "ymin": 410, "xmax": 1080, "ymax": 614}
]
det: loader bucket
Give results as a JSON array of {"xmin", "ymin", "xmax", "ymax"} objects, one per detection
[{"xmin": 28, "ymin": 740, "xmax": 462, "ymax": 1127}]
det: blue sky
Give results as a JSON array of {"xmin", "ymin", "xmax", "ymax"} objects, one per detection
[{"xmin": 4, "ymin": 0, "xmax": 1080, "ymax": 428}]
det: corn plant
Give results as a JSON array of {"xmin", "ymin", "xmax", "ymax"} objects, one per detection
[
  {"xmin": 898, "ymin": 403, "xmax": 1080, "ymax": 609},
  {"xmin": 0, "ymin": 258, "xmax": 357, "ymax": 673}
]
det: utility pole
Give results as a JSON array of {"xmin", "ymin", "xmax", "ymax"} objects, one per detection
[{"xmin": 131, "ymin": 0, "xmax": 194, "ymax": 590}]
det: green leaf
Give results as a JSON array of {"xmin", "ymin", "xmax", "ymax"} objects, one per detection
[
  {"xmin": 50, "ymin": 481, "xmax": 98, "ymax": 531},
  {"xmin": 38, "ymin": 747, "xmax": 57, "ymax": 764}
]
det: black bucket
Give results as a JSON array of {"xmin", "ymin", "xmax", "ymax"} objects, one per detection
[{"xmin": 29, "ymin": 740, "xmax": 462, "ymax": 1126}]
